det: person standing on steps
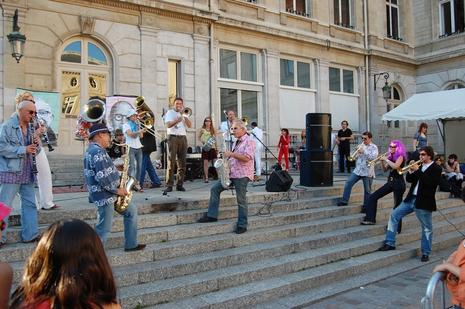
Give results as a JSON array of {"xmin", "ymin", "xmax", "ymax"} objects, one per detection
[
  {"xmin": 336, "ymin": 120, "xmax": 354, "ymax": 173},
  {"xmin": 378, "ymin": 146, "xmax": 442, "ymax": 263},
  {"xmin": 197, "ymin": 119, "xmax": 255, "ymax": 234},
  {"xmin": 337, "ymin": 132, "xmax": 378, "ymax": 207}
]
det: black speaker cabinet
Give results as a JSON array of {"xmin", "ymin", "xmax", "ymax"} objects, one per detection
[
  {"xmin": 266, "ymin": 170, "xmax": 293, "ymax": 192},
  {"xmin": 306, "ymin": 113, "xmax": 332, "ymax": 151},
  {"xmin": 300, "ymin": 150, "xmax": 333, "ymax": 187},
  {"xmin": 185, "ymin": 158, "xmax": 203, "ymax": 181}
]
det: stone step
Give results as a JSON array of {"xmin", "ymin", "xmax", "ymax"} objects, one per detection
[
  {"xmin": 3, "ymin": 194, "xmax": 462, "ymax": 266},
  {"xmin": 149, "ymin": 228, "xmax": 463, "ymax": 309}
]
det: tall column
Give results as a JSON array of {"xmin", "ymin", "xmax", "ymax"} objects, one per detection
[
  {"xmin": 315, "ymin": 59, "xmax": 330, "ymax": 113},
  {"xmin": 264, "ymin": 49, "xmax": 280, "ymax": 147},
  {"xmin": 139, "ymin": 25, "xmax": 159, "ymax": 113}
]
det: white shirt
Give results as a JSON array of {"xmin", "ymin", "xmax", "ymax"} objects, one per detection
[
  {"xmin": 122, "ymin": 122, "xmax": 143, "ymax": 149},
  {"xmin": 165, "ymin": 109, "xmax": 187, "ymax": 136},
  {"xmin": 220, "ymin": 120, "xmax": 236, "ymax": 143},
  {"xmin": 412, "ymin": 161, "xmax": 434, "ymax": 196},
  {"xmin": 251, "ymin": 127, "xmax": 263, "ymax": 149},
  {"xmin": 353, "ymin": 143, "xmax": 378, "ymax": 178}
]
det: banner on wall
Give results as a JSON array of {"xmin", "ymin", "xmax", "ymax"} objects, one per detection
[
  {"xmin": 105, "ymin": 96, "xmax": 137, "ymax": 132},
  {"xmin": 16, "ymin": 89, "xmax": 60, "ymax": 141}
]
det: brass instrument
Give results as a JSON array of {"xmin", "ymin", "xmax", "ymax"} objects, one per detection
[
  {"xmin": 398, "ymin": 159, "xmax": 423, "ymax": 175},
  {"xmin": 367, "ymin": 151, "xmax": 390, "ymax": 168},
  {"xmin": 182, "ymin": 107, "xmax": 192, "ymax": 118},
  {"xmin": 214, "ymin": 132, "xmax": 231, "ymax": 189},
  {"xmin": 241, "ymin": 116, "xmax": 249, "ymax": 127},
  {"xmin": 81, "ymin": 98, "xmax": 105, "ymax": 123},
  {"xmin": 136, "ymin": 119, "xmax": 163, "ymax": 139},
  {"xmin": 348, "ymin": 143, "xmax": 364, "ymax": 162},
  {"xmin": 114, "ymin": 144, "xmax": 135, "ymax": 214}
]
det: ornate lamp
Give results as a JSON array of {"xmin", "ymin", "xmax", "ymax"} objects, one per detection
[
  {"xmin": 374, "ymin": 72, "xmax": 391, "ymax": 101},
  {"xmin": 7, "ymin": 9, "xmax": 26, "ymax": 63}
]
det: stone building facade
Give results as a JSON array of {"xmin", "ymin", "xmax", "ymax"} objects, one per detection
[{"xmin": 1, "ymin": 0, "xmax": 464, "ymax": 155}]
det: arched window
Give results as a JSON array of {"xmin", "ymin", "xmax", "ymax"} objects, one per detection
[
  {"xmin": 445, "ymin": 82, "xmax": 465, "ymax": 90},
  {"xmin": 59, "ymin": 38, "xmax": 111, "ymax": 116},
  {"xmin": 386, "ymin": 85, "xmax": 402, "ymax": 128}
]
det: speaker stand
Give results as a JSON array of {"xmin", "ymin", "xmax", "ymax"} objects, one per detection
[{"xmin": 250, "ymin": 132, "xmax": 278, "ymax": 186}]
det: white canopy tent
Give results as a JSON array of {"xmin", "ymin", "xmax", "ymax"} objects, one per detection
[{"xmin": 382, "ymin": 88, "xmax": 465, "ymax": 159}]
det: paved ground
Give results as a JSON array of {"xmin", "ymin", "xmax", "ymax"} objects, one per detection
[{"xmin": 307, "ymin": 244, "xmax": 454, "ymax": 309}]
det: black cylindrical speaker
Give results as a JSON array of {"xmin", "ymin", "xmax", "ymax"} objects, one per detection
[
  {"xmin": 306, "ymin": 113, "xmax": 332, "ymax": 151},
  {"xmin": 300, "ymin": 150, "xmax": 333, "ymax": 187}
]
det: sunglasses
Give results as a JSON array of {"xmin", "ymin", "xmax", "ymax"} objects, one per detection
[
  {"xmin": 27, "ymin": 110, "xmax": 37, "ymax": 116},
  {"xmin": 419, "ymin": 152, "xmax": 427, "ymax": 156},
  {"xmin": 231, "ymin": 127, "xmax": 240, "ymax": 130},
  {"xmin": 389, "ymin": 145, "xmax": 397, "ymax": 148},
  {"xmin": 205, "ymin": 120, "xmax": 212, "ymax": 122},
  {"xmin": 362, "ymin": 137, "xmax": 368, "ymax": 140}
]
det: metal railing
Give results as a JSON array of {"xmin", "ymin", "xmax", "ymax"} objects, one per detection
[{"xmin": 421, "ymin": 271, "xmax": 446, "ymax": 309}]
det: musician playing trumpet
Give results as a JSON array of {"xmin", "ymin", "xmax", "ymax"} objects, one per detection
[
  {"xmin": 337, "ymin": 132, "xmax": 378, "ymax": 207},
  {"xmin": 361, "ymin": 140, "xmax": 407, "ymax": 227}
]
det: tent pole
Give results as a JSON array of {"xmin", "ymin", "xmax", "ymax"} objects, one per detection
[{"xmin": 436, "ymin": 119, "xmax": 445, "ymax": 155}]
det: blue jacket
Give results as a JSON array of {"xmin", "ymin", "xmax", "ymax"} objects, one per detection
[
  {"xmin": 83, "ymin": 142, "xmax": 120, "ymax": 207},
  {"xmin": 0, "ymin": 113, "xmax": 35, "ymax": 173}
]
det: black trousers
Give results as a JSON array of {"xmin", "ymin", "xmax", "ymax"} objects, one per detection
[{"xmin": 364, "ymin": 178, "xmax": 406, "ymax": 229}]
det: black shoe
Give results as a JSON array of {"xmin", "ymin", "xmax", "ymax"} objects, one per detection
[
  {"xmin": 150, "ymin": 183, "xmax": 161, "ymax": 188},
  {"xmin": 337, "ymin": 201, "xmax": 347, "ymax": 206},
  {"xmin": 235, "ymin": 227, "xmax": 247, "ymax": 234},
  {"xmin": 124, "ymin": 244, "xmax": 146, "ymax": 252},
  {"xmin": 360, "ymin": 220, "xmax": 375, "ymax": 225},
  {"xmin": 163, "ymin": 187, "xmax": 173, "ymax": 195},
  {"xmin": 378, "ymin": 244, "xmax": 396, "ymax": 251},
  {"xmin": 176, "ymin": 186, "xmax": 186, "ymax": 192},
  {"xmin": 421, "ymin": 255, "xmax": 429, "ymax": 262},
  {"xmin": 22, "ymin": 236, "xmax": 40, "ymax": 244},
  {"xmin": 197, "ymin": 216, "xmax": 218, "ymax": 223}
]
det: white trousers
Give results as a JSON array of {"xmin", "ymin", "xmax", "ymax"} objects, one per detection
[
  {"xmin": 35, "ymin": 150, "xmax": 55, "ymax": 209},
  {"xmin": 254, "ymin": 146, "xmax": 263, "ymax": 176}
]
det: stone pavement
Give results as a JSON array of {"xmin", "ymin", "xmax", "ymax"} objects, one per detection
[{"xmin": 306, "ymin": 245, "xmax": 454, "ymax": 309}]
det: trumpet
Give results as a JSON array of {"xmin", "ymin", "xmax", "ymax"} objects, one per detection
[
  {"xmin": 348, "ymin": 143, "xmax": 364, "ymax": 161},
  {"xmin": 367, "ymin": 151, "xmax": 390, "ymax": 167},
  {"xmin": 182, "ymin": 107, "xmax": 192, "ymax": 118},
  {"xmin": 397, "ymin": 159, "xmax": 423, "ymax": 175},
  {"xmin": 241, "ymin": 116, "xmax": 249, "ymax": 127}
]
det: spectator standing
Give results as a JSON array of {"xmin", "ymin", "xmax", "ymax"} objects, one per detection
[
  {"xmin": 412, "ymin": 122, "xmax": 428, "ymax": 160},
  {"xmin": 199, "ymin": 117, "xmax": 217, "ymax": 183},
  {"xmin": 250, "ymin": 122, "xmax": 263, "ymax": 181},
  {"xmin": 336, "ymin": 120, "xmax": 354, "ymax": 173},
  {"xmin": 107, "ymin": 128, "xmax": 126, "ymax": 160},
  {"xmin": 277, "ymin": 128, "xmax": 290, "ymax": 170}
]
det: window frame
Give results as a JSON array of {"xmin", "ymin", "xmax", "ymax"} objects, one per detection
[
  {"xmin": 334, "ymin": 0, "xmax": 353, "ymax": 28},
  {"xmin": 386, "ymin": 0, "xmax": 400, "ymax": 40},
  {"xmin": 386, "ymin": 85, "xmax": 402, "ymax": 129},
  {"xmin": 285, "ymin": 0, "xmax": 311, "ymax": 17},
  {"xmin": 279, "ymin": 58, "xmax": 313, "ymax": 90},
  {"xmin": 439, "ymin": 0, "xmax": 465, "ymax": 37},
  {"xmin": 329, "ymin": 66, "xmax": 356, "ymax": 95},
  {"xmin": 218, "ymin": 48, "xmax": 259, "ymax": 84}
]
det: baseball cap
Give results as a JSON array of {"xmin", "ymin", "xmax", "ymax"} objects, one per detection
[{"xmin": 88, "ymin": 123, "xmax": 110, "ymax": 139}]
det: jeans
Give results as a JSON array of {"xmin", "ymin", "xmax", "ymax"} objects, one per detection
[
  {"xmin": 364, "ymin": 179, "xmax": 405, "ymax": 223},
  {"xmin": 207, "ymin": 177, "xmax": 249, "ymax": 228},
  {"xmin": 140, "ymin": 152, "xmax": 161, "ymax": 186},
  {"xmin": 95, "ymin": 201, "xmax": 138, "ymax": 250},
  {"xmin": 385, "ymin": 197, "xmax": 433, "ymax": 255},
  {"xmin": 129, "ymin": 147, "xmax": 143, "ymax": 184},
  {"xmin": 341, "ymin": 173, "xmax": 373, "ymax": 205},
  {"xmin": 0, "ymin": 183, "xmax": 38, "ymax": 243}
]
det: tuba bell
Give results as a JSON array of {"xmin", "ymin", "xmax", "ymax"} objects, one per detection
[{"xmin": 81, "ymin": 98, "xmax": 105, "ymax": 123}]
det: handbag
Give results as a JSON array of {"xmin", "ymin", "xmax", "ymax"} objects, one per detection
[{"xmin": 202, "ymin": 136, "xmax": 216, "ymax": 152}]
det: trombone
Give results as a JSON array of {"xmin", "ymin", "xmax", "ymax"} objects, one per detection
[
  {"xmin": 136, "ymin": 119, "xmax": 163, "ymax": 140},
  {"xmin": 348, "ymin": 143, "xmax": 364, "ymax": 162},
  {"xmin": 367, "ymin": 151, "xmax": 390, "ymax": 168},
  {"xmin": 397, "ymin": 159, "xmax": 423, "ymax": 175}
]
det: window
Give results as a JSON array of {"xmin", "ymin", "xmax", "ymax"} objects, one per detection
[
  {"xmin": 59, "ymin": 38, "xmax": 110, "ymax": 117},
  {"xmin": 440, "ymin": 0, "xmax": 465, "ymax": 37},
  {"xmin": 329, "ymin": 67, "xmax": 354, "ymax": 94},
  {"xmin": 220, "ymin": 89, "xmax": 258, "ymax": 125},
  {"xmin": 220, "ymin": 49, "xmax": 258, "ymax": 82},
  {"xmin": 168, "ymin": 59, "xmax": 182, "ymax": 106},
  {"xmin": 280, "ymin": 59, "xmax": 311, "ymax": 89},
  {"xmin": 445, "ymin": 82, "xmax": 465, "ymax": 90},
  {"xmin": 286, "ymin": 0, "xmax": 310, "ymax": 17},
  {"xmin": 386, "ymin": 0, "xmax": 400, "ymax": 40},
  {"xmin": 334, "ymin": 0, "xmax": 352, "ymax": 28},
  {"xmin": 386, "ymin": 86, "xmax": 401, "ymax": 128}
]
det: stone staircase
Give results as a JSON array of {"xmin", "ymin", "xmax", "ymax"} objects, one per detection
[{"xmin": 2, "ymin": 185, "xmax": 464, "ymax": 308}]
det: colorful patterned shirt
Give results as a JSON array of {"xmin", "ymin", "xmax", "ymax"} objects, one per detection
[
  {"xmin": 353, "ymin": 142, "xmax": 378, "ymax": 178},
  {"xmin": 229, "ymin": 133, "xmax": 256, "ymax": 181},
  {"xmin": 83, "ymin": 142, "xmax": 120, "ymax": 207}
]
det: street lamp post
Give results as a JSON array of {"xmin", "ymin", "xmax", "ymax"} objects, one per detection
[
  {"xmin": 373, "ymin": 72, "xmax": 391, "ymax": 101},
  {"xmin": 7, "ymin": 9, "xmax": 27, "ymax": 63}
]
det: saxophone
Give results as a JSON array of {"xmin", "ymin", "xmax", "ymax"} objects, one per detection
[
  {"xmin": 114, "ymin": 145, "xmax": 135, "ymax": 214},
  {"xmin": 214, "ymin": 132, "xmax": 231, "ymax": 189}
]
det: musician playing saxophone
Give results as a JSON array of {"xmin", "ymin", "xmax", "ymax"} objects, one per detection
[
  {"xmin": 198, "ymin": 119, "xmax": 255, "ymax": 234},
  {"xmin": 83, "ymin": 123, "xmax": 145, "ymax": 252},
  {"xmin": 337, "ymin": 132, "xmax": 378, "ymax": 207},
  {"xmin": 361, "ymin": 140, "xmax": 407, "ymax": 227},
  {"xmin": 0, "ymin": 100, "xmax": 40, "ymax": 246}
]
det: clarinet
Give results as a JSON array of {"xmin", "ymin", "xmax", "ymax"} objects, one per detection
[
  {"xmin": 29, "ymin": 121, "xmax": 38, "ymax": 175},
  {"xmin": 37, "ymin": 118, "xmax": 54, "ymax": 151}
]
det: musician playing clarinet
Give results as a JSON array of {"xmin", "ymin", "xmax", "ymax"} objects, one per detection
[{"xmin": 0, "ymin": 100, "xmax": 41, "ymax": 247}]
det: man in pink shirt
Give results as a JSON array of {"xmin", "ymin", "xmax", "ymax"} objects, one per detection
[{"xmin": 198, "ymin": 119, "xmax": 255, "ymax": 234}]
